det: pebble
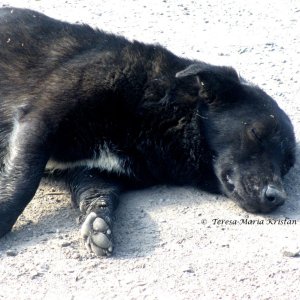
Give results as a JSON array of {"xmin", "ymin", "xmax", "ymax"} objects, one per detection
[
  {"xmin": 282, "ymin": 250, "xmax": 300, "ymax": 258},
  {"xmin": 30, "ymin": 271, "xmax": 42, "ymax": 280},
  {"xmin": 183, "ymin": 267, "xmax": 195, "ymax": 274},
  {"xmin": 61, "ymin": 241, "xmax": 72, "ymax": 247},
  {"xmin": 6, "ymin": 250, "xmax": 18, "ymax": 257},
  {"xmin": 238, "ymin": 48, "xmax": 249, "ymax": 54},
  {"xmin": 72, "ymin": 253, "xmax": 81, "ymax": 259}
]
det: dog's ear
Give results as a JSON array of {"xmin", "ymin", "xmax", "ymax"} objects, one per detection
[{"xmin": 176, "ymin": 63, "xmax": 240, "ymax": 105}]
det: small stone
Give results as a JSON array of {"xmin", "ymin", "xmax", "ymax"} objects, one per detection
[
  {"xmin": 239, "ymin": 48, "xmax": 248, "ymax": 54},
  {"xmin": 30, "ymin": 271, "xmax": 41, "ymax": 280},
  {"xmin": 183, "ymin": 268, "xmax": 195, "ymax": 273},
  {"xmin": 6, "ymin": 250, "xmax": 18, "ymax": 256},
  {"xmin": 282, "ymin": 250, "xmax": 300, "ymax": 258},
  {"xmin": 72, "ymin": 253, "xmax": 81, "ymax": 259},
  {"xmin": 61, "ymin": 241, "xmax": 71, "ymax": 247}
]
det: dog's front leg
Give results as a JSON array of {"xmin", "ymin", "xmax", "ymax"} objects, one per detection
[
  {"xmin": 64, "ymin": 168, "xmax": 122, "ymax": 256},
  {"xmin": 0, "ymin": 108, "xmax": 52, "ymax": 237}
]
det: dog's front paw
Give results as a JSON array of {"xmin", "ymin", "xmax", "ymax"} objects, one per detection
[{"xmin": 80, "ymin": 212, "xmax": 113, "ymax": 256}]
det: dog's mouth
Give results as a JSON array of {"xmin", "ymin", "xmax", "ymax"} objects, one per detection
[{"xmin": 219, "ymin": 169, "xmax": 286, "ymax": 213}]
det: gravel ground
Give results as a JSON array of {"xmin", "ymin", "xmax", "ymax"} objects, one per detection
[{"xmin": 0, "ymin": 1, "xmax": 299, "ymax": 299}]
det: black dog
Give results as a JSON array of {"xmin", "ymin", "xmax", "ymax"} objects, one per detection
[{"xmin": 0, "ymin": 8, "xmax": 295, "ymax": 256}]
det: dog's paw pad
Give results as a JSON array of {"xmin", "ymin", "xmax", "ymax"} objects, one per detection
[{"xmin": 80, "ymin": 212, "xmax": 113, "ymax": 256}]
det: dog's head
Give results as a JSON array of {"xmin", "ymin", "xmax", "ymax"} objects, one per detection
[{"xmin": 176, "ymin": 63, "xmax": 296, "ymax": 213}]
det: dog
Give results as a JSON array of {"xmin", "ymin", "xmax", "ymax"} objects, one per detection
[{"xmin": 0, "ymin": 7, "xmax": 295, "ymax": 256}]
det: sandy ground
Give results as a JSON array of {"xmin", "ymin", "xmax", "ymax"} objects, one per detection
[{"xmin": 0, "ymin": 0, "xmax": 300, "ymax": 299}]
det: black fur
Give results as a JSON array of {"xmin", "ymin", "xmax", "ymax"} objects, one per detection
[{"xmin": 0, "ymin": 8, "xmax": 296, "ymax": 254}]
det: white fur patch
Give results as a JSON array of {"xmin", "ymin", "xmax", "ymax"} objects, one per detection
[{"xmin": 46, "ymin": 143, "xmax": 129, "ymax": 175}]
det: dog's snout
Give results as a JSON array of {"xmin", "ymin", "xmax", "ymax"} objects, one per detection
[{"xmin": 262, "ymin": 185, "xmax": 286, "ymax": 209}]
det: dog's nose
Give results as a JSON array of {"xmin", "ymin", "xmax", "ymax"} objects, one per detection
[{"xmin": 262, "ymin": 185, "xmax": 286, "ymax": 209}]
